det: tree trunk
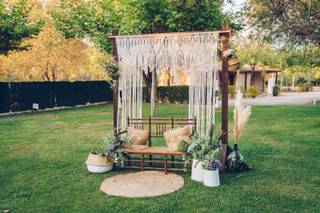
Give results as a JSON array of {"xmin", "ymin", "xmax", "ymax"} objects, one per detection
[
  {"xmin": 292, "ymin": 74, "xmax": 295, "ymax": 91},
  {"xmin": 143, "ymin": 68, "xmax": 152, "ymax": 103},
  {"xmin": 280, "ymin": 74, "xmax": 283, "ymax": 92},
  {"xmin": 250, "ymin": 66, "xmax": 256, "ymax": 86}
]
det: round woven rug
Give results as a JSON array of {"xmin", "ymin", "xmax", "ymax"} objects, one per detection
[{"xmin": 100, "ymin": 171, "xmax": 184, "ymax": 198}]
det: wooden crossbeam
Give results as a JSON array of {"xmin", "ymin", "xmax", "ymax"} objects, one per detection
[{"xmin": 108, "ymin": 30, "xmax": 234, "ymax": 40}]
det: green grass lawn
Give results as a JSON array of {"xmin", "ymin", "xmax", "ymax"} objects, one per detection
[{"xmin": 0, "ymin": 104, "xmax": 320, "ymax": 212}]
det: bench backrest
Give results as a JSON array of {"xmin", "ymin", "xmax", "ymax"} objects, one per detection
[{"xmin": 127, "ymin": 116, "xmax": 196, "ymax": 138}]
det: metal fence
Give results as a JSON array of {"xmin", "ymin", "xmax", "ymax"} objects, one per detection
[{"xmin": 0, "ymin": 81, "xmax": 112, "ymax": 113}]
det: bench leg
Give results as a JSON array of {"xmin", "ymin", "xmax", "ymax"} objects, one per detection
[
  {"xmin": 141, "ymin": 154, "xmax": 144, "ymax": 171},
  {"xmin": 164, "ymin": 155, "xmax": 168, "ymax": 175},
  {"xmin": 128, "ymin": 155, "xmax": 131, "ymax": 166}
]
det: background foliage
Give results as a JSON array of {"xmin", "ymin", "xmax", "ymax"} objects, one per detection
[
  {"xmin": 0, "ymin": 0, "xmax": 43, "ymax": 55},
  {"xmin": 0, "ymin": 0, "xmax": 319, "ymax": 85}
]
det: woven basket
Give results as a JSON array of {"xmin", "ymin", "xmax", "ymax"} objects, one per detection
[{"xmin": 85, "ymin": 153, "xmax": 112, "ymax": 166}]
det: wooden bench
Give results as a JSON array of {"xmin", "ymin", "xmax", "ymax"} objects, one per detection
[{"xmin": 116, "ymin": 116, "xmax": 196, "ymax": 174}]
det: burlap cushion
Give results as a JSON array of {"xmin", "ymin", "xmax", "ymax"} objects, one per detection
[
  {"xmin": 122, "ymin": 143, "xmax": 148, "ymax": 150},
  {"xmin": 127, "ymin": 127, "xmax": 149, "ymax": 145},
  {"xmin": 163, "ymin": 126, "xmax": 191, "ymax": 152}
]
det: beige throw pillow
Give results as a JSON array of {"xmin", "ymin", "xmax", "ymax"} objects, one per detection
[
  {"xmin": 163, "ymin": 126, "xmax": 191, "ymax": 152},
  {"xmin": 127, "ymin": 127, "xmax": 149, "ymax": 145}
]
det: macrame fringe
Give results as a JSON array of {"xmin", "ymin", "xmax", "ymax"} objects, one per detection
[{"xmin": 116, "ymin": 32, "xmax": 219, "ymax": 136}]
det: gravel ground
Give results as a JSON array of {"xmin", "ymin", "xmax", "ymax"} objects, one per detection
[{"xmin": 227, "ymin": 92, "xmax": 320, "ymax": 106}]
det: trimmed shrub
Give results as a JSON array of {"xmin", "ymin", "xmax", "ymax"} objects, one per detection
[
  {"xmin": 273, "ymin": 85, "xmax": 280, "ymax": 96},
  {"xmin": 157, "ymin": 86, "xmax": 189, "ymax": 103},
  {"xmin": 298, "ymin": 83, "xmax": 313, "ymax": 92},
  {"xmin": 229, "ymin": 85, "xmax": 235, "ymax": 99},
  {"xmin": 246, "ymin": 85, "xmax": 259, "ymax": 98}
]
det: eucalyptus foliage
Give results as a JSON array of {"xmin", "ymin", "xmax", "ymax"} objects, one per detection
[
  {"xmin": 187, "ymin": 127, "xmax": 222, "ymax": 170},
  {"xmin": 104, "ymin": 136, "xmax": 131, "ymax": 166}
]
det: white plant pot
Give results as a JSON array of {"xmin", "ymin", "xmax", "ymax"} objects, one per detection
[
  {"xmin": 203, "ymin": 169, "xmax": 220, "ymax": 187},
  {"xmin": 87, "ymin": 164, "xmax": 113, "ymax": 173},
  {"xmin": 85, "ymin": 153, "xmax": 113, "ymax": 173},
  {"xmin": 191, "ymin": 159, "xmax": 204, "ymax": 182}
]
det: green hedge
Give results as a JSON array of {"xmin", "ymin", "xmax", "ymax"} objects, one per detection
[
  {"xmin": 157, "ymin": 86, "xmax": 189, "ymax": 103},
  {"xmin": 143, "ymin": 86, "xmax": 189, "ymax": 103}
]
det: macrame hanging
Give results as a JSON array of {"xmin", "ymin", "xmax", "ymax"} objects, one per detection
[{"xmin": 116, "ymin": 32, "xmax": 219, "ymax": 136}]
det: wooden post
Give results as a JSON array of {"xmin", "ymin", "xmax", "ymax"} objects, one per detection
[
  {"xmin": 110, "ymin": 29, "xmax": 119, "ymax": 133},
  {"xmin": 164, "ymin": 155, "xmax": 168, "ymax": 175},
  {"xmin": 148, "ymin": 116, "xmax": 152, "ymax": 166},
  {"xmin": 220, "ymin": 33, "xmax": 230, "ymax": 171},
  {"xmin": 244, "ymin": 73, "xmax": 248, "ymax": 92}
]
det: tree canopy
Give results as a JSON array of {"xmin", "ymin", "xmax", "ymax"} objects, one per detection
[
  {"xmin": 244, "ymin": 0, "xmax": 320, "ymax": 46},
  {"xmin": 53, "ymin": 0, "xmax": 235, "ymax": 53},
  {"xmin": 0, "ymin": 0, "xmax": 107, "ymax": 82},
  {"xmin": 0, "ymin": 0, "xmax": 43, "ymax": 55}
]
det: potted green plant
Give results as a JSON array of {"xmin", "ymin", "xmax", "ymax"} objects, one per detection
[
  {"xmin": 86, "ymin": 140, "xmax": 113, "ymax": 173},
  {"xmin": 85, "ymin": 135, "xmax": 130, "ymax": 173},
  {"xmin": 187, "ymin": 127, "xmax": 222, "ymax": 182},
  {"xmin": 246, "ymin": 85, "xmax": 259, "ymax": 98},
  {"xmin": 202, "ymin": 147, "xmax": 220, "ymax": 187},
  {"xmin": 187, "ymin": 135, "xmax": 206, "ymax": 182}
]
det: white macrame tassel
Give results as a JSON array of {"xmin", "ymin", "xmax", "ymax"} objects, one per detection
[{"xmin": 116, "ymin": 32, "xmax": 219, "ymax": 136}]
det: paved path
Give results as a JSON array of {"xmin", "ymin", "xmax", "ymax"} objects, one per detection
[{"xmin": 227, "ymin": 92, "xmax": 320, "ymax": 106}]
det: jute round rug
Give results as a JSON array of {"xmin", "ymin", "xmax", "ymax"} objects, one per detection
[{"xmin": 100, "ymin": 171, "xmax": 184, "ymax": 198}]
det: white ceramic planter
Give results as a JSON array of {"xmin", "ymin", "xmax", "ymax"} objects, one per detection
[
  {"xmin": 191, "ymin": 159, "xmax": 204, "ymax": 182},
  {"xmin": 87, "ymin": 164, "xmax": 113, "ymax": 173},
  {"xmin": 203, "ymin": 169, "xmax": 220, "ymax": 187}
]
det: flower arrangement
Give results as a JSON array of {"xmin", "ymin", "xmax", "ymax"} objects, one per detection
[
  {"xmin": 91, "ymin": 139, "xmax": 107, "ymax": 156},
  {"xmin": 185, "ymin": 126, "xmax": 222, "ymax": 166},
  {"xmin": 104, "ymin": 135, "xmax": 131, "ymax": 166},
  {"xmin": 201, "ymin": 147, "xmax": 220, "ymax": 170}
]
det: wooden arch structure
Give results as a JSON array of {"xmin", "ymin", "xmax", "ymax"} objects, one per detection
[{"xmin": 109, "ymin": 27, "xmax": 234, "ymax": 171}]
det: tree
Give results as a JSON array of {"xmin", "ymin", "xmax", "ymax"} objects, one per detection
[
  {"xmin": 53, "ymin": 0, "xmax": 142, "ymax": 53},
  {"xmin": 244, "ymin": 0, "xmax": 320, "ymax": 46},
  {"xmin": 166, "ymin": 0, "xmax": 224, "ymax": 32},
  {"xmin": 0, "ymin": 0, "xmax": 43, "ymax": 55},
  {"xmin": 236, "ymin": 35, "xmax": 271, "ymax": 85},
  {"xmin": 0, "ymin": 6, "xmax": 107, "ymax": 82}
]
